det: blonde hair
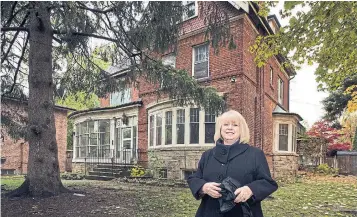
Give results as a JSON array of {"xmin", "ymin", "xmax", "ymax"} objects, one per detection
[{"xmin": 214, "ymin": 110, "xmax": 250, "ymax": 143}]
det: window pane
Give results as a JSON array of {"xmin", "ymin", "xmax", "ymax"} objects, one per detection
[
  {"xmin": 279, "ymin": 135, "xmax": 288, "ymax": 151},
  {"xmin": 205, "ymin": 123, "xmax": 215, "ymax": 143},
  {"xmin": 279, "ymin": 124, "xmax": 289, "ymax": 151},
  {"xmin": 190, "ymin": 108, "xmax": 199, "ymax": 144},
  {"xmin": 99, "ymin": 120, "xmax": 110, "ymax": 132},
  {"xmin": 80, "ymin": 147, "xmax": 86, "ymax": 157},
  {"xmin": 123, "ymin": 128, "xmax": 131, "ymax": 139},
  {"xmin": 165, "ymin": 111, "xmax": 172, "ymax": 145},
  {"xmin": 177, "ymin": 109, "xmax": 185, "ymax": 144},
  {"xmin": 194, "ymin": 61, "xmax": 208, "ymax": 79},
  {"xmin": 81, "ymin": 122, "xmax": 88, "ymax": 134},
  {"xmin": 90, "ymin": 133, "xmax": 98, "ymax": 146},
  {"xmin": 99, "ymin": 132, "xmax": 110, "ymax": 145},
  {"xmin": 111, "ymin": 88, "xmax": 131, "ymax": 106},
  {"xmin": 81, "ymin": 135, "xmax": 88, "ymax": 146},
  {"xmin": 88, "ymin": 121, "xmax": 95, "ymax": 133},
  {"xmin": 156, "ymin": 114, "xmax": 162, "ymax": 146},
  {"xmin": 88, "ymin": 146, "xmax": 97, "ymax": 157},
  {"xmin": 123, "ymin": 140, "xmax": 131, "ymax": 149},
  {"xmin": 149, "ymin": 115, "xmax": 154, "ymax": 146}
]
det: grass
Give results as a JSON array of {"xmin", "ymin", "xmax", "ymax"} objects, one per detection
[{"xmin": 1, "ymin": 175, "xmax": 356, "ymax": 217}]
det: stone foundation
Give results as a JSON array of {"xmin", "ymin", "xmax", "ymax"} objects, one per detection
[
  {"xmin": 272, "ymin": 153, "xmax": 299, "ymax": 179},
  {"xmin": 71, "ymin": 162, "xmax": 95, "ymax": 174},
  {"xmin": 148, "ymin": 146, "xmax": 213, "ymax": 179}
]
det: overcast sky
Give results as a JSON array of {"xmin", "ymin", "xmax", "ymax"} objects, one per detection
[{"xmin": 270, "ymin": 1, "xmax": 328, "ymax": 128}]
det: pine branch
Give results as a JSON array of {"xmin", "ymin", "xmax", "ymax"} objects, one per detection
[
  {"xmin": 4, "ymin": 2, "xmax": 18, "ymax": 27},
  {"xmin": 3, "ymin": 3, "xmax": 30, "ymax": 27},
  {"xmin": 2, "ymin": 35, "xmax": 29, "ymax": 97},
  {"xmin": 1, "ymin": 27, "xmax": 28, "ymax": 32},
  {"xmin": 76, "ymin": 2, "xmax": 115, "ymax": 14},
  {"xmin": 1, "ymin": 13, "xmax": 29, "ymax": 64}
]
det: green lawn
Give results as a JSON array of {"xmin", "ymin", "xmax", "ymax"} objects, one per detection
[
  {"xmin": 137, "ymin": 176, "xmax": 357, "ymax": 217},
  {"xmin": 2, "ymin": 175, "xmax": 356, "ymax": 217}
]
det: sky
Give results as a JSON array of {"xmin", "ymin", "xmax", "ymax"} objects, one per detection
[{"xmin": 270, "ymin": 1, "xmax": 328, "ymax": 128}]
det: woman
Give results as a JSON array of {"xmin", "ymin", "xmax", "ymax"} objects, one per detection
[{"xmin": 187, "ymin": 110, "xmax": 278, "ymax": 217}]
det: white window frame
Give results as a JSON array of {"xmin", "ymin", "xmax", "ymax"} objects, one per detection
[
  {"xmin": 192, "ymin": 43, "xmax": 209, "ymax": 80},
  {"xmin": 183, "ymin": 1, "xmax": 198, "ymax": 21},
  {"xmin": 147, "ymin": 106, "xmax": 217, "ymax": 148},
  {"xmin": 274, "ymin": 121, "xmax": 297, "ymax": 153}
]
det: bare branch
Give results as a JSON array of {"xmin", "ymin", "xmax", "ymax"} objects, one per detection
[
  {"xmin": 2, "ymin": 34, "xmax": 29, "ymax": 97},
  {"xmin": 1, "ymin": 27, "xmax": 29, "ymax": 32}
]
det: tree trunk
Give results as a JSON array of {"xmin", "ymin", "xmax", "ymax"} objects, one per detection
[{"xmin": 8, "ymin": 2, "xmax": 67, "ymax": 197}]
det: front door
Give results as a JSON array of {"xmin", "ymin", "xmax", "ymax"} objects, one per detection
[{"xmin": 121, "ymin": 127, "xmax": 133, "ymax": 164}]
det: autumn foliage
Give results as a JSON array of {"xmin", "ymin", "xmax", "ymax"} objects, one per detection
[{"xmin": 307, "ymin": 120, "xmax": 351, "ymax": 151}]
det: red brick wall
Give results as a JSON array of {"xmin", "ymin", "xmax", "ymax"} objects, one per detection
[
  {"xmin": 1, "ymin": 100, "xmax": 69, "ymax": 174},
  {"xmin": 99, "ymin": 94, "xmax": 110, "ymax": 107}
]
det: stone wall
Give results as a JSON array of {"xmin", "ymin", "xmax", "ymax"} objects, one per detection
[
  {"xmin": 272, "ymin": 153, "xmax": 299, "ymax": 179},
  {"xmin": 149, "ymin": 146, "xmax": 214, "ymax": 179},
  {"xmin": 71, "ymin": 162, "xmax": 96, "ymax": 174}
]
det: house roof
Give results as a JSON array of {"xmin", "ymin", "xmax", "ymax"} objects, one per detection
[
  {"xmin": 1, "ymin": 96, "xmax": 76, "ymax": 112},
  {"xmin": 68, "ymin": 100, "xmax": 143, "ymax": 119},
  {"xmin": 272, "ymin": 105, "xmax": 303, "ymax": 121}
]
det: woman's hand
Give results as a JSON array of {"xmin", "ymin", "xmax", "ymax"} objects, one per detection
[
  {"xmin": 234, "ymin": 186, "xmax": 253, "ymax": 203},
  {"xmin": 202, "ymin": 182, "xmax": 222, "ymax": 198}
]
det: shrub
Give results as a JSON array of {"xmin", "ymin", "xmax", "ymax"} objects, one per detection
[
  {"xmin": 130, "ymin": 165, "xmax": 145, "ymax": 177},
  {"xmin": 316, "ymin": 163, "xmax": 338, "ymax": 175},
  {"xmin": 61, "ymin": 172, "xmax": 85, "ymax": 180}
]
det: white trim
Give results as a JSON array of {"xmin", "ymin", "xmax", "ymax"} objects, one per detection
[{"xmin": 147, "ymin": 102, "xmax": 217, "ymax": 148}]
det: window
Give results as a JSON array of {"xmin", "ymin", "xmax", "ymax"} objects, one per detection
[
  {"xmin": 76, "ymin": 120, "xmax": 110, "ymax": 158},
  {"xmin": 156, "ymin": 114, "xmax": 162, "ymax": 146},
  {"xmin": 149, "ymin": 115, "xmax": 154, "ymax": 147},
  {"xmin": 162, "ymin": 54, "xmax": 176, "ymax": 68},
  {"xmin": 1, "ymin": 169, "xmax": 15, "ymax": 175},
  {"xmin": 159, "ymin": 168, "xmax": 168, "ymax": 178},
  {"xmin": 177, "ymin": 109, "xmax": 185, "ymax": 144},
  {"xmin": 160, "ymin": 54, "xmax": 177, "ymax": 89},
  {"xmin": 205, "ymin": 109, "xmax": 216, "ymax": 143},
  {"xmin": 292, "ymin": 126, "xmax": 297, "ymax": 153},
  {"xmin": 278, "ymin": 77, "xmax": 284, "ymax": 105},
  {"xmin": 270, "ymin": 66, "xmax": 273, "ymax": 85},
  {"xmin": 148, "ymin": 107, "xmax": 217, "ymax": 147},
  {"xmin": 165, "ymin": 111, "xmax": 173, "ymax": 145},
  {"xmin": 190, "ymin": 108, "xmax": 200, "ymax": 144},
  {"xmin": 110, "ymin": 88, "xmax": 131, "ymax": 106},
  {"xmin": 193, "ymin": 44, "xmax": 209, "ymax": 79},
  {"xmin": 183, "ymin": 1, "xmax": 197, "ymax": 20},
  {"xmin": 278, "ymin": 124, "xmax": 289, "ymax": 151}
]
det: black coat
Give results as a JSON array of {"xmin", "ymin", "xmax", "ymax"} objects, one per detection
[{"xmin": 187, "ymin": 140, "xmax": 278, "ymax": 217}]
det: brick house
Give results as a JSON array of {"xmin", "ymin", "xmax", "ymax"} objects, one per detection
[
  {"xmin": 1, "ymin": 97, "xmax": 75, "ymax": 175},
  {"xmin": 69, "ymin": 1, "xmax": 303, "ymax": 179}
]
